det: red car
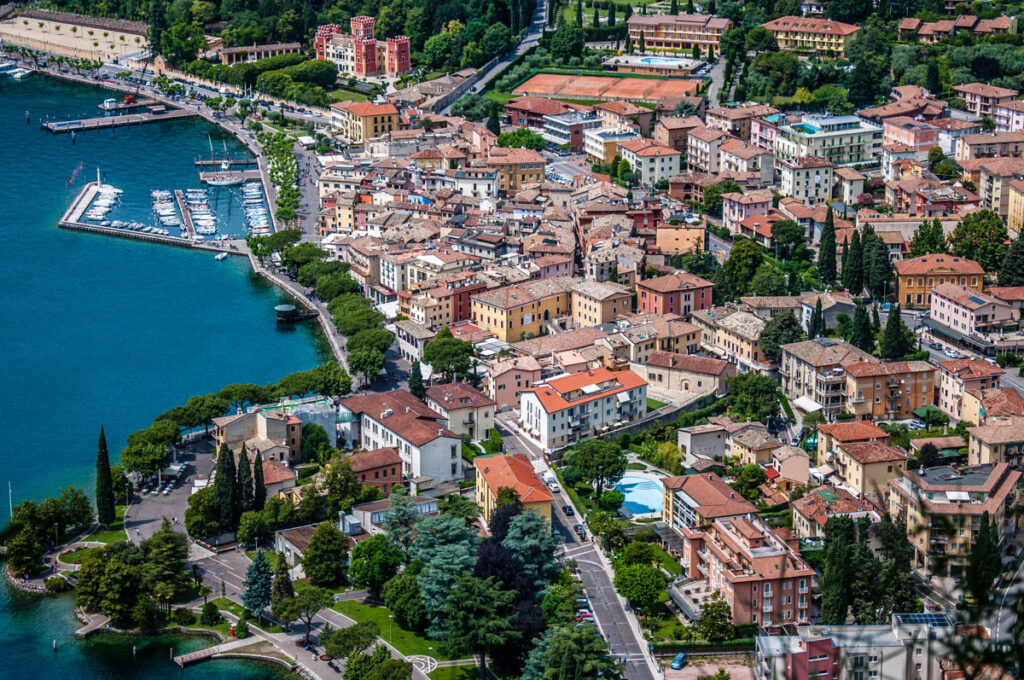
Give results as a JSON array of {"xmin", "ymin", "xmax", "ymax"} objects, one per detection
[{"xmin": 575, "ymin": 611, "xmax": 593, "ymax": 622}]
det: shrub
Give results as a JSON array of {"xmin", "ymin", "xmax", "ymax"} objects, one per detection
[
  {"xmin": 173, "ymin": 608, "xmax": 197, "ymax": 625},
  {"xmin": 45, "ymin": 576, "xmax": 70, "ymax": 592},
  {"xmin": 235, "ymin": 617, "xmax": 250, "ymax": 639},
  {"xmin": 200, "ymin": 602, "xmax": 221, "ymax": 626}
]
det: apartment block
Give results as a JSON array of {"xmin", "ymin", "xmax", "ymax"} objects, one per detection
[
  {"xmin": 967, "ymin": 415, "xmax": 1024, "ymax": 466},
  {"xmin": 470, "ymin": 277, "xmax": 575, "ymax": 342},
  {"xmin": 626, "ymin": 14, "xmax": 732, "ymax": 53},
  {"xmin": 779, "ymin": 338, "xmax": 875, "ymax": 418},
  {"xmin": 722, "ymin": 189, "xmax": 773, "ymax": 235},
  {"xmin": 706, "ymin": 103, "xmax": 779, "ymax": 141},
  {"xmin": 953, "ymin": 82, "xmax": 1019, "ymax": 117},
  {"xmin": 844, "ymin": 360, "xmax": 936, "ymax": 421},
  {"xmin": 894, "ymin": 254, "xmax": 985, "ymax": 309},
  {"xmin": 762, "ymin": 16, "xmax": 860, "ymax": 56},
  {"xmin": 777, "ymin": 156, "xmax": 834, "ymax": 207},
  {"xmin": 831, "ymin": 440, "xmax": 908, "ymax": 498},
  {"xmin": 425, "ymin": 383, "xmax": 496, "ymax": 442},
  {"xmin": 889, "ymin": 463, "xmax": 1020, "ymax": 577},
  {"xmin": 636, "ymin": 272, "xmax": 714, "ymax": 318},
  {"xmin": 774, "ymin": 114, "xmax": 883, "ymax": 167},
  {"xmin": 330, "ymin": 100, "xmax": 400, "ymax": 142}
]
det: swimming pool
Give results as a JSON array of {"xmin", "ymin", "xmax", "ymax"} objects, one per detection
[
  {"xmin": 615, "ymin": 475, "xmax": 664, "ymax": 514},
  {"xmin": 640, "ymin": 56, "xmax": 681, "ymax": 65}
]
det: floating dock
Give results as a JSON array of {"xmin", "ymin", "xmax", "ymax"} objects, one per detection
[
  {"xmin": 195, "ymin": 158, "xmax": 257, "ymax": 167},
  {"xmin": 97, "ymin": 98, "xmax": 158, "ymax": 111},
  {"xmin": 173, "ymin": 189, "xmax": 196, "ymax": 240},
  {"xmin": 42, "ymin": 108, "xmax": 195, "ymax": 134}
]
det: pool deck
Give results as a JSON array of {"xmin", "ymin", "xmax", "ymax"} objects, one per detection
[{"xmin": 615, "ymin": 472, "xmax": 666, "ymax": 519}]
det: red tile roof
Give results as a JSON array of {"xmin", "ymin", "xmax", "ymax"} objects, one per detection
[
  {"xmin": 426, "ymin": 382, "xmax": 497, "ymax": 410},
  {"xmin": 637, "ymin": 272, "xmax": 713, "ymax": 294},
  {"xmin": 817, "ymin": 421, "xmax": 889, "ymax": 442},
  {"xmin": 662, "ymin": 472, "xmax": 757, "ymax": 518},
  {"xmin": 340, "ymin": 389, "xmax": 457, "ymax": 446},
  {"xmin": 348, "ymin": 447, "xmax": 402, "ymax": 472},
  {"xmin": 262, "ymin": 459, "xmax": 297, "ymax": 485},
  {"xmin": 894, "ymin": 254, "xmax": 984, "ymax": 276},
  {"xmin": 842, "ymin": 360, "xmax": 935, "ymax": 378},
  {"xmin": 646, "ymin": 351, "xmax": 730, "ymax": 375},
  {"xmin": 839, "ymin": 441, "xmax": 908, "ymax": 465},
  {"xmin": 474, "ymin": 453, "xmax": 553, "ymax": 504},
  {"xmin": 936, "ymin": 358, "xmax": 1004, "ymax": 380},
  {"xmin": 522, "ymin": 367, "xmax": 646, "ymax": 414},
  {"xmin": 763, "ymin": 15, "xmax": 860, "ymax": 35}
]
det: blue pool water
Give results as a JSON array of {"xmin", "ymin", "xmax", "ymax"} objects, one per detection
[
  {"xmin": 639, "ymin": 56, "xmax": 680, "ymax": 65},
  {"xmin": 615, "ymin": 475, "xmax": 664, "ymax": 514}
]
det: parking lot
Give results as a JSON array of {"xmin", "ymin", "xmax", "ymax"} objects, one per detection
[{"xmin": 124, "ymin": 437, "xmax": 216, "ymax": 543}]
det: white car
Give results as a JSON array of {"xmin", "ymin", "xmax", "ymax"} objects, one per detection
[{"xmin": 943, "ymin": 348, "xmax": 961, "ymax": 359}]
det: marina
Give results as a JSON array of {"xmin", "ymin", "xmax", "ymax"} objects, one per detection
[
  {"xmin": 98, "ymin": 96, "xmax": 158, "ymax": 111},
  {"xmin": 41, "ymin": 107, "xmax": 195, "ymax": 133}
]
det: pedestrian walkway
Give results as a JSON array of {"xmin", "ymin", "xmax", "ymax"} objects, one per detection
[{"xmin": 174, "ymin": 636, "xmax": 263, "ymax": 666}]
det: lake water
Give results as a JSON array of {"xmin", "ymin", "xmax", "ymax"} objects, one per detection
[{"xmin": 0, "ymin": 73, "xmax": 317, "ymax": 679}]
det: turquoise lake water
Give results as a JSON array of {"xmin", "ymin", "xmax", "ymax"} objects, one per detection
[{"xmin": 0, "ymin": 74, "xmax": 318, "ymax": 678}]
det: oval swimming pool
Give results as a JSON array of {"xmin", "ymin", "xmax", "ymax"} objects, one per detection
[{"xmin": 614, "ymin": 475, "xmax": 664, "ymax": 514}]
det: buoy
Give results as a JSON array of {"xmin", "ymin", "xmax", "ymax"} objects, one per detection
[
  {"xmin": 132, "ymin": 645, "xmax": 136, "ymax": 657},
  {"xmin": 53, "ymin": 639, "xmax": 57, "ymax": 652}
]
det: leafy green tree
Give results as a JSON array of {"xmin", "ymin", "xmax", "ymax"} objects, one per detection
[
  {"xmin": 185, "ymin": 486, "xmax": 220, "ymax": 537},
  {"xmin": 701, "ymin": 180, "xmax": 741, "ymax": 216},
  {"xmin": 696, "ymin": 591, "xmax": 734, "ymax": 642},
  {"xmin": 382, "ymin": 570, "xmax": 426, "ymax": 631},
  {"xmin": 236, "ymin": 510, "xmax": 269, "ymax": 544},
  {"xmin": 771, "ymin": 219, "xmax": 804, "ymax": 260},
  {"xmin": 842, "ymin": 230, "xmax": 863, "ymax": 293},
  {"xmin": 237, "ymin": 449, "xmax": 254, "ymax": 514},
  {"xmin": 95, "ymin": 426, "xmax": 116, "ymax": 526},
  {"xmin": 521, "ymin": 625, "xmax": 621, "ymax": 680},
  {"xmin": 613, "ymin": 563, "xmax": 663, "ymax": 620},
  {"xmin": 760, "ymin": 309, "xmax": 804, "ymax": 363},
  {"xmin": 323, "ymin": 621, "xmax": 379, "ymax": 660},
  {"xmin": 120, "ymin": 442, "xmax": 168, "ymax": 476},
  {"xmin": 302, "ymin": 521, "xmax": 349, "ymax": 587},
  {"xmin": 750, "ymin": 262, "xmax": 788, "ymax": 296},
  {"xmin": 620, "ymin": 541, "xmax": 655, "ymax": 566},
  {"xmin": 423, "ymin": 327, "xmax": 473, "ymax": 381},
  {"xmin": 727, "ymin": 372, "xmax": 781, "ymax": 422},
  {"xmin": 724, "ymin": 239, "xmax": 763, "ymax": 296},
  {"xmin": 142, "ymin": 517, "xmax": 188, "ymax": 593},
  {"xmin": 384, "ymin": 485, "xmax": 420, "ymax": 551},
  {"xmin": 498, "ymin": 127, "xmax": 547, "ymax": 150},
  {"xmin": 502, "ymin": 510, "xmax": 561, "ymax": 588},
  {"xmin": 349, "ymin": 347, "xmax": 387, "ymax": 385},
  {"xmin": 99, "ymin": 551, "xmax": 144, "ymax": 624},
  {"xmin": 551, "ymin": 21, "xmax": 586, "ymax": 62},
  {"xmin": 565, "ymin": 439, "xmax": 626, "ymax": 504},
  {"xmin": 999, "ymin": 236, "xmax": 1024, "ymax": 286},
  {"xmin": 730, "ymin": 464, "xmax": 767, "ymax": 503},
  {"xmin": 408, "ymin": 361, "xmax": 426, "ymax": 399},
  {"xmin": 950, "ymin": 209, "xmax": 1008, "ymax": 271},
  {"xmin": 419, "ymin": 542, "xmax": 478, "ymax": 638},
  {"xmin": 345, "ymin": 644, "xmax": 412, "ymax": 680},
  {"xmin": 242, "ymin": 550, "xmax": 273, "ymax": 618},
  {"xmin": 274, "ymin": 587, "xmax": 333, "ymax": 644},
  {"xmin": 212, "ymin": 444, "xmax": 239, "ymax": 529},
  {"xmin": 442, "ymin": 574, "xmax": 521, "ymax": 679},
  {"xmin": 349, "ymin": 534, "xmax": 404, "ymax": 595},
  {"xmin": 271, "ymin": 551, "xmax": 295, "ymax": 607},
  {"xmin": 5, "ymin": 527, "xmax": 44, "ymax": 576}
]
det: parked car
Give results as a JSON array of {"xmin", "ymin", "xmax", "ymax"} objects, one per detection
[
  {"xmin": 574, "ymin": 611, "xmax": 593, "ymax": 622},
  {"xmin": 670, "ymin": 652, "xmax": 688, "ymax": 669},
  {"xmin": 929, "ymin": 342, "xmax": 942, "ymax": 350},
  {"xmin": 943, "ymin": 348, "xmax": 961, "ymax": 359},
  {"xmin": 562, "ymin": 505, "xmax": 575, "ymax": 516}
]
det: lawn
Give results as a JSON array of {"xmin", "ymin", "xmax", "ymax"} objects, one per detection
[
  {"xmin": 650, "ymin": 543, "xmax": 683, "ymax": 576},
  {"xmin": 647, "ymin": 591, "xmax": 688, "ymax": 641},
  {"xmin": 483, "ymin": 91, "xmax": 518, "ymax": 106},
  {"xmin": 332, "ymin": 601, "xmax": 469, "ymax": 661},
  {"xmin": 58, "ymin": 546, "xmax": 101, "ymax": 564},
  {"xmin": 626, "ymin": 462, "xmax": 647, "ymax": 470},
  {"xmin": 646, "ymin": 397, "xmax": 668, "ymax": 411},
  {"xmin": 430, "ymin": 667, "xmax": 478, "ymax": 680},
  {"xmin": 210, "ymin": 597, "xmax": 287, "ymax": 632},
  {"xmin": 327, "ymin": 89, "xmax": 368, "ymax": 103},
  {"xmin": 88, "ymin": 507, "xmax": 127, "ymax": 544},
  {"xmin": 245, "ymin": 550, "xmax": 278, "ymax": 571}
]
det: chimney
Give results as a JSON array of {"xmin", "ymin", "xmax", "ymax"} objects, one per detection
[{"xmin": 438, "ymin": 428, "xmax": 444, "ymax": 435}]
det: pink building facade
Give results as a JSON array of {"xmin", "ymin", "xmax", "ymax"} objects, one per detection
[
  {"xmin": 883, "ymin": 116, "xmax": 939, "ymax": 152},
  {"xmin": 722, "ymin": 190, "xmax": 773, "ymax": 235},
  {"xmin": 936, "ymin": 358, "xmax": 1004, "ymax": 420},
  {"xmin": 930, "ymin": 283, "xmax": 1015, "ymax": 337}
]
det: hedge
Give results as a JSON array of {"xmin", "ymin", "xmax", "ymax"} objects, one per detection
[{"xmin": 652, "ymin": 638, "xmax": 756, "ymax": 654}]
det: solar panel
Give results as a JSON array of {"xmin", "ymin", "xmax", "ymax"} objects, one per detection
[
  {"xmin": 967, "ymin": 296, "xmax": 987, "ymax": 305},
  {"xmin": 893, "ymin": 612, "xmax": 953, "ymax": 626}
]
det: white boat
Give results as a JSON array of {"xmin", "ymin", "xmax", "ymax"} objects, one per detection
[
  {"xmin": 0, "ymin": 61, "xmax": 15, "ymax": 72},
  {"xmin": 204, "ymin": 174, "xmax": 245, "ymax": 187},
  {"xmin": 100, "ymin": 98, "xmax": 119, "ymax": 111},
  {"xmin": 8, "ymin": 68, "xmax": 32, "ymax": 79},
  {"xmin": 215, "ymin": 252, "xmax": 228, "ymax": 261}
]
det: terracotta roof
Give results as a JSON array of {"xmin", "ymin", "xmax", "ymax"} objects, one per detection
[
  {"xmin": 793, "ymin": 487, "xmax": 875, "ymax": 529},
  {"xmin": 522, "ymin": 367, "xmax": 646, "ymax": 414},
  {"xmin": 661, "ymin": 473, "xmax": 756, "ymax": 518},
  {"xmin": 733, "ymin": 428, "xmax": 782, "ymax": 450},
  {"xmin": 489, "ymin": 355, "xmax": 542, "ymax": 377},
  {"xmin": 474, "ymin": 453, "xmax": 553, "ymax": 504},
  {"xmin": 763, "ymin": 15, "xmax": 860, "ymax": 35},
  {"xmin": 931, "ymin": 283, "xmax": 1007, "ymax": 310},
  {"xmin": 895, "ymin": 254, "xmax": 985, "ymax": 276},
  {"xmin": 835, "ymin": 167, "xmax": 867, "ymax": 181},
  {"xmin": 340, "ymin": 389, "xmax": 457, "ymax": 447},
  {"xmin": 426, "ymin": 382, "xmax": 497, "ymax": 410},
  {"xmin": 618, "ymin": 138, "xmax": 680, "ymax": 157},
  {"xmin": 936, "ymin": 358, "xmax": 1004, "ymax": 380},
  {"xmin": 967, "ymin": 415, "xmax": 1024, "ymax": 443},
  {"xmin": 347, "ymin": 447, "xmax": 402, "ymax": 472},
  {"xmin": 781, "ymin": 338, "xmax": 875, "ymax": 368},
  {"xmin": 262, "ymin": 459, "xmax": 297, "ymax": 485},
  {"xmin": 511, "ymin": 327, "xmax": 610, "ymax": 358},
  {"xmin": 472, "ymin": 277, "xmax": 574, "ymax": 309},
  {"xmin": 779, "ymin": 156, "xmax": 834, "ymax": 169},
  {"xmin": 842, "ymin": 360, "xmax": 934, "ymax": 378},
  {"xmin": 637, "ymin": 272, "xmax": 713, "ymax": 294},
  {"xmin": 646, "ymin": 351, "xmax": 730, "ymax": 375},
  {"xmin": 505, "ymin": 96, "xmax": 573, "ymax": 116},
  {"xmin": 839, "ymin": 441, "xmax": 908, "ymax": 465},
  {"xmin": 967, "ymin": 387, "xmax": 1024, "ymax": 418},
  {"xmin": 333, "ymin": 100, "xmax": 399, "ymax": 116},
  {"xmin": 596, "ymin": 100, "xmax": 647, "ymax": 116},
  {"xmin": 953, "ymin": 83, "xmax": 1019, "ymax": 99},
  {"xmin": 817, "ymin": 421, "xmax": 889, "ymax": 442},
  {"xmin": 722, "ymin": 189, "xmax": 774, "ymax": 205}
]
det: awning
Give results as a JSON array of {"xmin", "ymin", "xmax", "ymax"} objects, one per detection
[
  {"xmin": 765, "ymin": 467, "xmax": 781, "ymax": 480},
  {"xmin": 913, "ymin": 405, "xmax": 944, "ymax": 419},
  {"xmin": 812, "ymin": 464, "xmax": 835, "ymax": 479},
  {"xmin": 793, "ymin": 396, "xmax": 823, "ymax": 413},
  {"xmin": 922, "ymin": 318, "xmax": 993, "ymax": 351}
]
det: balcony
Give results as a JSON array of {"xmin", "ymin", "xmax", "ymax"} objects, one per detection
[{"xmin": 762, "ymin": 601, "xmax": 773, "ymax": 612}]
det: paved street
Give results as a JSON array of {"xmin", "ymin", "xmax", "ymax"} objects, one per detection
[
  {"xmin": 124, "ymin": 438, "xmax": 215, "ymax": 543},
  {"xmin": 495, "ymin": 412, "xmax": 659, "ymax": 680}
]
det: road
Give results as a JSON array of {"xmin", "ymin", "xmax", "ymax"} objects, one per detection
[
  {"xmin": 496, "ymin": 412, "xmax": 659, "ymax": 680},
  {"xmin": 440, "ymin": 0, "xmax": 548, "ymax": 114},
  {"xmin": 704, "ymin": 56, "xmax": 727, "ymax": 107}
]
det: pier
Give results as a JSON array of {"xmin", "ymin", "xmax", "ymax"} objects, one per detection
[
  {"xmin": 96, "ymin": 98, "xmax": 158, "ymax": 111},
  {"xmin": 173, "ymin": 189, "xmax": 196, "ymax": 240},
  {"xmin": 195, "ymin": 158, "xmax": 257, "ymax": 167},
  {"xmin": 199, "ymin": 169, "xmax": 262, "ymax": 183},
  {"xmin": 42, "ymin": 108, "xmax": 195, "ymax": 134}
]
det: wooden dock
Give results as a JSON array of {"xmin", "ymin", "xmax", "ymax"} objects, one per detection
[
  {"xmin": 173, "ymin": 189, "xmax": 196, "ymax": 240},
  {"xmin": 42, "ymin": 108, "xmax": 195, "ymax": 134}
]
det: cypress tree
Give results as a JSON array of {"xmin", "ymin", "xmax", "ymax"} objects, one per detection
[
  {"xmin": 487, "ymin": 103, "xmax": 500, "ymax": 135},
  {"xmin": 840, "ymin": 237, "xmax": 849, "ymax": 279},
  {"xmin": 999, "ymin": 236, "xmax": 1024, "ymax": 286},
  {"xmin": 882, "ymin": 304, "xmax": 912, "ymax": 359},
  {"xmin": 639, "ymin": 29, "xmax": 646, "ymax": 53},
  {"xmin": 625, "ymin": 34, "xmax": 633, "ymax": 53},
  {"xmin": 851, "ymin": 304, "xmax": 874, "ymax": 353},
  {"xmin": 686, "ymin": 0, "xmax": 695, "ymax": 10},
  {"xmin": 810, "ymin": 299, "xmax": 824, "ymax": 338},
  {"xmin": 842, "ymin": 230, "xmax": 863, "ymax": 294},
  {"xmin": 867, "ymin": 239, "xmax": 893, "ymax": 300},
  {"xmin": 252, "ymin": 451, "xmax": 266, "ymax": 512},
  {"xmin": 819, "ymin": 206, "xmax": 837, "ymax": 285},
  {"xmin": 607, "ymin": 1, "xmax": 615, "ymax": 27},
  {"xmin": 872, "ymin": 304, "xmax": 881, "ymax": 333},
  {"xmin": 95, "ymin": 426, "xmax": 116, "ymax": 526},
  {"xmin": 271, "ymin": 551, "xmax": 295, "ymax": 607},
  {"xmin": 213, "ymin": 444, "xmax": 239, "ymax": 530},
  {"xmin": 670, "ymin": 0, "xmax": 678, "ymax": 13},
  {"xmin": 237, "ymin": 448, "xmax": 254, "ymax": 514},
  {"xmin": 576, "ymin": 0, "xmax": 583, "ymax": 26},
  {"xmin": 408, "ymin": 361, "xmax": 426, "ymax": 399},
  {"xmin": 622, "ymin": 1, "xmax": 632, "ymax": 20},
  {"xmin": 592, "ymin": 4, "xmax": 599, "ymax": 27}
]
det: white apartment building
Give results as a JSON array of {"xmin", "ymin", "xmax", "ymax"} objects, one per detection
[
  {"xmin": 777, "ymin": 156, "xmax": 834, "ymax": 206},
  {"xmin": 775, "ymin": 114, "xmax": 883, "ymax": 166},
  {"xmin": 520, "ymin": 367, "xmax": 647, "ymax": 450}
]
